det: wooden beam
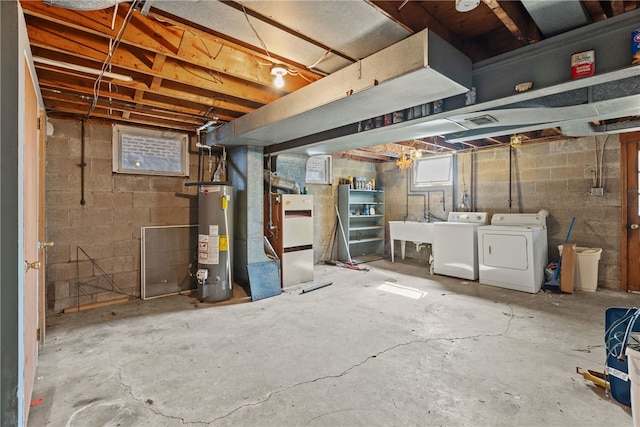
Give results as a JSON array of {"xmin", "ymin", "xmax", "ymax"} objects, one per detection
[
  {"xmin": 47, "ymin": 107, "xmax": 196, "ymax": 132},
  {"xmin": 38, "ymin": 81, "xmax": 236, "ymax": 123},
  {"xmin": 335, "ymin": 149, "xmax": 395, "ymax": 161},
  {"xmin": 34, "ymin": 67, "xmax": 256, "ymax": 117},
  {"xmin": 21, "ymin": 1, "xmax": 322, "ymax": 91},
  {"xmin": 332, "ymin": 152, "xmax": 386, "ymax": 163},
  {"xmin": 44, "ymin": 93, "xmax": 203, "ymax": 124},
  {"xmin": 221, "ymin": 1, "xmax": 356, "ymax": 64},
  {"xmin": 482, "ymin": 0, "xmax": 538, "ymax": 45},
  {"xmin": 26, "ymin": 23, "xmax": 280, "ymax": 106},
  {"xmin": 581, "ymin": 0, "xmax": 608, "ymax": 22},
  {"xmin": 368, "ymin": 0, "xmax": 490, "ymax": 61},
  {"xmin": 62, "ymin": 297, "xmax": 130, "ymax": 313},
  {"xmin": 610, "ymin": 0, "xmax": 625, "ymax": 16}
]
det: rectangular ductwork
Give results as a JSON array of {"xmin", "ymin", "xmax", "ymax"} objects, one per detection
[
  {"xmin": 215, "ymin": 29, "xmax": 471, "ymax": 147},
  {"xmin": 520, "ymin": 0, "xmax": 589, "ymax": 37}
]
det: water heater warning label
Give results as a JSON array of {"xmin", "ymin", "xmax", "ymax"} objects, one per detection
[{"xmin": 198, "ymin": 234, "xmax": 219, "ymax": 264}]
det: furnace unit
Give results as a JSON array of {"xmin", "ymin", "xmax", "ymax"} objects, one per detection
[{"xmin": 265, "ymin": 194, "xmax": 314, "ymax": 287}]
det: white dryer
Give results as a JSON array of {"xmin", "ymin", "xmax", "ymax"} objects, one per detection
[
  {"xmin": 433, "ymin": 212, "xmax": 489, "ymax": 280},
  {"xmin": 477, "ymin": 211, "xmax": 549, "ymax": 293}
]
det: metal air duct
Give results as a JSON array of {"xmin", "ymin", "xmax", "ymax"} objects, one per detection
[
  {"xmin": 520, "ymin": 0, "xmax": 590, "ymax": 37},
  {"xmin": 43, "ymin": 0, "xmax": 130, "ymax": 10},
  {"xmin": 214, "ymin": 29, "xmax": 472, "ymax": 147}
]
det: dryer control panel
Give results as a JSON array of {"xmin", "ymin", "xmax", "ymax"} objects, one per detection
[
  {"xmin": 447, "ymin": 211, "xmax": 489, "ymax": 224},
  {"xmin": 490, "ymin": 210, "xmax": 548, "ymax": 227}
]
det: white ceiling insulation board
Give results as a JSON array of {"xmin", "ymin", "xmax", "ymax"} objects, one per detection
[{"xmin": 153, "ymin": 0, "xmax": 409, "ymax": 75}]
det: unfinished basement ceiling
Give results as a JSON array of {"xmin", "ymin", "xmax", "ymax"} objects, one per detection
[{"xmin": 22, "ymin": 0, "xmax": 640, "ymax": 161}]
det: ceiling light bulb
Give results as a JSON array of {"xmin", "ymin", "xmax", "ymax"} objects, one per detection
[
  {"xmin": 274, "ymin": 74, "xmax": 285, "ymax": 88},
  {"xmin": 270, "ymin": 65, "xmax": 288, "ymax": 89},
  {"xmin": 413, "ymin": 149, "xmax": 423, "ymax": 160},
  {"xmin": 455, "ymin": 0, "xmax": 480, "ymax": 12}
]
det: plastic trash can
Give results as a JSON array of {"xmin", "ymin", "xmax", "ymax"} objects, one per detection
[{"xmin": 558, "ymin": 246, "xmax": 602, "ymax": 292}]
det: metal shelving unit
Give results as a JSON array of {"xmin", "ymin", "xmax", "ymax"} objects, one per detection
[{"xmin": 337, "ymin": 184, "xmax": 384, "ymax": 261}]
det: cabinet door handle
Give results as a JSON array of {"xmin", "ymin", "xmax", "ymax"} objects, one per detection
[{"xmin": 488, "ymin": 246, "xmax": 491, "ymax": 255}]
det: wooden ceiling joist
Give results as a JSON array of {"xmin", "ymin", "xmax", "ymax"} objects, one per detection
[{"xmin": 19, "ymin": 0, "xmax": 640, "ymax": 162}]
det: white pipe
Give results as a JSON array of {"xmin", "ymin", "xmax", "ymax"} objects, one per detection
[
  {"xmin": 32, "ymin": 56, "xmax": 133, "ymax": 82},
  {"xmin": 599, "ymin": 134, "xmax": 609, "ymax": 188},
  {"xmin": 196, "ymin": 121, "xmax": 215, "ymax": 132}
]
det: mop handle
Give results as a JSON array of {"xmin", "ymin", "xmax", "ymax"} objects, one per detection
[{"xmin": 563, "ymin": 217, "xmax": 576, "ymax": 244}]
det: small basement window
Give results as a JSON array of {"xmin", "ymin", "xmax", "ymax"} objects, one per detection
[
  {"xmin": 112, "ymin": 124, "xmax": 189, "ymax": 177},
  {"xmin": 412, "ymin": 154, "xmax": 453, "ymax": 188},
  {"xmin": 306, "ymin": 155, "xmax": 332, "ymax": 185}
]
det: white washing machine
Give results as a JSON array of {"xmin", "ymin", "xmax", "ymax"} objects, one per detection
[
  {"xmin": 477, "ymin": 211, "xmax": 549, "ymax": 293},
  {"xmin": 433, "ymin": 212, "xmax": 489, "ymax": 280}
]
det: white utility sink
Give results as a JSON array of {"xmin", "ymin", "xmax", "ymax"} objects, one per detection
[{"xmin": 388, "ymin": 221, "xmax": 435, "ymax": 262}]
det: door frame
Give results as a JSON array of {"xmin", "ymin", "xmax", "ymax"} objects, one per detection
[
  {"xmin": 620, "ymin": 131, "xmax": 640, "ymax": 292},
  {"xmin": 23, "ymin": 55, "xmax": 42, "ymax": 424},
  {"xmin": 1, "ymin": 1, "xmax": 23, "ymax": 425}
]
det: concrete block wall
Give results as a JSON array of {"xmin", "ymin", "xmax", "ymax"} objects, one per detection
[
  {"xmin": 374, "ymin": 135, "xmax": 622, "ymax": 290},
  {"xmin": 307, "ymin": 158, "xmax": 377, "ymax": 264},
  {"xmin": 45, "ymin": 118, "xmax": 198, "ymax": 312},
  {"xmin": 469, "ymin": 136, "xmax": 621, "ymax": 290},
  {"xmin": 377, "ymin": 162, "xmax": 452, "ymax": 263}
]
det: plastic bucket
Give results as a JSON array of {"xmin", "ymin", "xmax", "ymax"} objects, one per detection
[{"xmin": 558, "ymin": 246, "xmax": 602, "ymax": 292}]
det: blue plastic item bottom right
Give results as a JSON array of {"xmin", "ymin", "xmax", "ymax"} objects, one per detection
[{"xmin": 605, "ymin": 307, "xmax": 640, "ymax": 407}]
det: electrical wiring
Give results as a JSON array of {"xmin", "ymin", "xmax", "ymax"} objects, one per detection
[
  {"xmin": 605, "ymin": 307, "xmax": 640, "ymax": 360},
  {"xmin": 242, "ymin": 4, "xmax": 272, "ymax": 60},
  {"xmin": 305, "ymin": 49, "xmax": 331, "ymax": 70},
  {"xmin": 599, "ymin": 134, "xmax": 609, "ymax": 188},
  {"xmin": 176, "ymin": 62, "xmax": 224, "ymax": 85},
  {"xmin": 285, "ymin": 68, "xmax": 314, "ymax": 83},
  {"xmin": 593, "ymin": 134, "xmax": 610, "ymax": 188},
  {"xmin": 44, "ymin": 86, "xmax": 214, "ymax": 124},
  {"xmin": 150, "ymin": 13, "xmax": 222, "ymax": 61},
  {"xmin": 87, "ymin": 0, "xmax": 139, "ymax": 119},
  {"xmin": 207, "ymin": 69, "xmax": 224, "ymax": 85},
  {"xmin": 239, "ymin": 4, "xmax": 313, "ymax": 82}
]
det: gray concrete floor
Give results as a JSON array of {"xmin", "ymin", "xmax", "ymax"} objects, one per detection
[{"xmin": 28, "ymin": 259, "xmax": 636, "ymax": 426}]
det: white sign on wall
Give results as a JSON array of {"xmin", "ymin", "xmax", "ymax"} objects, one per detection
[{"xmin": 113, "ymin": 124, "xmax": 189, "ymax": 176}]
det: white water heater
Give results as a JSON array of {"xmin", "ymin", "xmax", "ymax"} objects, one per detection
[{"xmin": 196, "ymin": 183, "xmax": 233, "ymax": 302}]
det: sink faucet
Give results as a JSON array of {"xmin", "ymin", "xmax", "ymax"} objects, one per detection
[{"xmin": 419, "ymin": 213, "xmax": 430, "ymax": 223}]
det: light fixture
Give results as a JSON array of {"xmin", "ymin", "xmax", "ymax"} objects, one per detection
[
  {"xmin": 455, "ymin": 0, "xmax": 480, "ymax": 12},
  {"xmin": 270, "ymin": 64, "xmax": 288, "ymax": 89},
  {"xmin": 396, "ymin": 153, "xmax": 413, "ymax": 170},
  {"xmin": 411, "ymin": 149, "xmax": 423, "ymax": 160},
  {"xmin": 32, "ymin": 56, "xmax": 133, "ymax": 82},
  {"xmin": 510, "ymin": 134, "xmax": 523, "ymax": 148}
]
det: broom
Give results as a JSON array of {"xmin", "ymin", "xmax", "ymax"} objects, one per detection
[
  {"xmin": 334, "ymin": 204, "xmax": 369, "ymax": 271},
  {"xmin": 544, "ymin": 217, "xmax": 576, "ymax": 289}
]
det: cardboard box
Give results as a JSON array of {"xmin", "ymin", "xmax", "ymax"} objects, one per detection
[{"xmin": 560, "ymin": 243, "xmax": 577, "ymax": 293}]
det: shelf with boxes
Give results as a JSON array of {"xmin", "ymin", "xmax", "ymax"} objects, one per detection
[{"xmin": 337, "ymin": 184, "xmax": 384, "ymax": 261}]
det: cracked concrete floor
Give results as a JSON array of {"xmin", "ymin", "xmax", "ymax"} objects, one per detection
[{"xmin": 29, "ymin": 259, "xmax": 635, "ymax": 426}]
